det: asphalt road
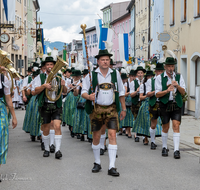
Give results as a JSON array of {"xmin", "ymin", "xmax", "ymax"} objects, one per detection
[{"xmin": 1, "ymin": 110, "xmax": 200, "ymax": 190}]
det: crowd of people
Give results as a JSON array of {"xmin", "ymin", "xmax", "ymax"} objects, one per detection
[{"xmin": 0, "ymin": 48, "xmax": 186, "ymax": 181}]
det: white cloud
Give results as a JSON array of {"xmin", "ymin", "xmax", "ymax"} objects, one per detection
[
  {"xmin": 39, "ymin": 0, "xmax": 129, "ymax": 42},
  {"xmin": 44, "ymin": 26, "xmax": 82, "ymax": 43}
]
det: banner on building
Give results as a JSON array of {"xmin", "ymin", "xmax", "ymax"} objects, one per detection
[
  {"xmin": 95, "ymin": 19, "xmax": 113, "ymax": 50},
  {"xmin": 36, "ymin": 28, "xmax": 44, "ymax": 58},
  {"xmin": 82, "ymin": 38, "xmax": 86, "ymax": 59},
  {"xmin": 119, "ymin": 33, "xmax": 129, "ymax": 62},
  {"xmin": 3, "ymin": 0, "xmax": 15, "ymax": 21}
]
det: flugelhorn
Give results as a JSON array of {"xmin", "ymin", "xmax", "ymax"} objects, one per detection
[{"xmin": 45, "ymin": 56, "xmax": 68, "ymax": 102}]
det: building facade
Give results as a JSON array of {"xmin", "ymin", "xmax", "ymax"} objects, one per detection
[
  {"xmin": 164, "ymin": 0, "xmax": 200, "ymax": 114},
  {"xmin": 101, "ymin": 1, "xmax": 131, "ymax": 28},
  {"xmin": 0, "ymin": 0, "xmax": 39, "ymax": 75},
  {"xmin": 135, "ymin": 0, "xmax": 151, "ymax": 64},
  {"xmin": 127, "ymin": 0, "xmax": 136, "ymax": 58},
  {"xmin": 110, "ymin": 13, "xmax": 131, "ymax": 67},
  {"xmin": 150, "ymin": 0, "xmax": 164, "ymax": 60}
]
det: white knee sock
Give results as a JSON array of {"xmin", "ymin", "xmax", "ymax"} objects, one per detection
[
  {"xmin": 108, "ymin": 144, "xmax": 118, "ymax": 170},
  {"xmin": 92, "ymin": 143, "xmax": 101, "ymax": 165},
  {"xmin": 49, "ymin": 130, "xmax": 55, "ymax": 146},
  {"xmin": 173, "ymin": 133, "xmax": 180, "ymax": 152},
  {"xmin": 42, "ymin": 134, "xmax": 50, "ymax": 151},
  {"xmin": 162, "ymin": 132, "xmax": 168, "ymax": 149},
  {"xmin": 100, "ymin": 133, "xmax": 106, "ymax": 149},
  {"xmin": 150, "ymin": 128, "xmax": 156, "ymax": 143},
  {"xmin": 55, "ymin": 135, "xmax": 62, "ymax": 152}
]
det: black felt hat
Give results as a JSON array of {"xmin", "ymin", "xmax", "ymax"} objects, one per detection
[
  {"xmin": 82, "ymin": 69, "xmax": 89, "ymax": 75},
  {"xmin": 135, "ymin": 66, "xmax": 146, "ymax": 73},
  {"xmin": 71, "ymin": 70, "xmax": 82, "ymax": 76},
  {"xmin": 27, "ymin": 67, "xmax": 32, "ymax": 72},
  {"xmin": 43, "ymin": 56, "xmax": 56, "ymax": 65},
  {"xmin": 145, "ymin": 70, "xmax": 155, "ymax": 76},
  {"xmin": 121, "ymin": 73, "xmax": 128, "ymax": 80},
  {"xmin": 155, "ymin": 63, "xmax": 165, "ymax": 70},
  {"xmin": 110, "ymin": 59, "xmax": 115, "ymax": 65},
  {"xmin": 95, "ymin": 49, "xmax": 113, "ymax": 59},
  {"xmin": 129, "ymin": 69, "xmax": 136, "ymax": 76},
  {"xmin": 164, "ymin": 57, "xmax": 177, "ymax": 65}
]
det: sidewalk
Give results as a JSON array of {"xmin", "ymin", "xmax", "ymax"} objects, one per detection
[{"xmin": 168, "ymin": 115, "xmax": 200, "ymax": 149}]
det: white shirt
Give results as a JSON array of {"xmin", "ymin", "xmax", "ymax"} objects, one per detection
[
  {"xmin": 81, "ymin": 68, "xmax": 125, "ymax": 106},
  {"xmin": 34, "ymin": 72, "xmax": 65, "ymax": 103},
  {"xmin": 146, "ymin": 76, "xmax": 159, "ymax": 101},
  {"xmin": 155, "ymin": 71, "xmax": 185, "ymax": 101},
  {"xmin": 130, "ymin": 78, "xmax": 144, "ymax": 101},
  {"xmin": 0, "ymin": 74, "xmax": 10, "ymax": 95}
]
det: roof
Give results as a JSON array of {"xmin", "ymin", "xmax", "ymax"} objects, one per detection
[
  {"xmin": 127, "ymin": 0, "xmax": 135, "ymax": 11},
  {"xmin": 33, "ymin": 0, "xmax": 40, "ymax": 11},
  {"xmin": 79, "ymin": 26, "xmax": 96, "ymax": 34},
  {"xmin": 110, "ymin": 12, "xmax": 130, "ymax": 25},
  {"xmin": 101, "ymin": 4, "xmax": 111, "ymax": 11}
]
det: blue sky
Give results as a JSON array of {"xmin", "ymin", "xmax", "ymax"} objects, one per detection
[{"xmin": 38, "ymin": 0, "xmax": 129, "ymax": 43}]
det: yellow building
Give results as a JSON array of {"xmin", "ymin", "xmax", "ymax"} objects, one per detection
[
  {"xmin": 135, "ymin": 0, "xmax": 151, "ymax": 63},
  {"xmin": 0, "ymin": 0, "xmax": 39, "ymax": 76},
  {"xmin": 164, "ymin": 0, "xmax": 200, "ymax": 114}
]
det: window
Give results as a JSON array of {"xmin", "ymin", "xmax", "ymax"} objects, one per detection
[
  {"xmin": 181, "ymin": 0, "xmax": 187, "ymax": 22},
  {"xmin": 194, "ymin": 0, "xmax": 200, "ymax": 17},
  {"xmin": 86, "ymin": 36, "xmax": 90, "ymax": 45},
  {"xmin": 91, "ymin": 35, "xmax": 93, "ymax": 44},
  {"xmin": 170, "ymin": 0, "xmax": 175, "ymax": 26},
  {"xmin": 24, "ymin": 0, "xmax": 26, "ymax": 6},
  {"xmin": 195, "ymin": 57, "xmax": 200, "ymax": 85},
  {"xmin": 24, "ymin": 20, "xmax": 26, "ymax": 35},
  {"xmin": 93, "ymin": 34, "xmax": 97, "ymax": 43}
]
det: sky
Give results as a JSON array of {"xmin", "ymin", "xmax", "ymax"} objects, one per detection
[{"xmin": 38, "ymin": 0, "xmax": 129, "ymax": 43}]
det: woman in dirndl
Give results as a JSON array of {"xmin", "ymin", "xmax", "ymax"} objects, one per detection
[
  {"xmin": 120, "ymin": 73, "xmax": 134, "ymax": 138},
  {"xmin": 132, "ymin": 71, "xmax": 162, "ymax": 145},
  {"xmin": 29, "ymin": 71, "xmax": 41, "ymax": 141},
  {"xmin": 0, "ymin": 70, "xmax": 17, "ymax": 182},
  {"xmin": 63, "ymin": 70, "xmax": 79, "ymax": 138},
  {"xmin": 73, "ymin": 70, "xmax": 91, "ymax": 142},
  {"xmin": 22, "ymin": 74, "xmax": 35, "ymax": 135}
]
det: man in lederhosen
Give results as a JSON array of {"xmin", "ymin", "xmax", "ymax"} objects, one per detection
[
  {"xmin": 82, "ymin": 49, "xmax": 126, "ymax": 177},
  {"xmin": 34, "ymin": 56, "xmax": 68, "ymax": 159},
  {"xmin": 146, "ymin": 63, "xmax": 165, "ymax": 150},
  {"xmin": 155, "ymin": 57, "xmax": 185, "ymax": 159}
]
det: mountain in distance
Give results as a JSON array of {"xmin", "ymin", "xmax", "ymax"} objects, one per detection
[{"xmin": 44, "ymin": 41, "xmax": 68, "ymax": 52}]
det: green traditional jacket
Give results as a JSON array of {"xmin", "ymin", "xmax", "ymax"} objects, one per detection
[
  {"xmin": 85, "ymin": 69, "xmax": 120, "ymax": 115},
  {"xmin": 131, "ymin": 79, "xmax": 140, "ymax": 105},
  {"xmin": 37, "ymin": 73, "xmax": 62, "ymax": 108},
  {"xmin": 149, "ymin": 77, "xmax": 157, "ymax": 107},
  {"xmin": 159, "ymin": 72, "xmax": 183, "ymax": 108}
]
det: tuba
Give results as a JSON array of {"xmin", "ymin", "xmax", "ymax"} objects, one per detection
[
  {"xmin": 0, "ymin": 50, "xmax": 21, "ymax": 92},
  {"xmin": 45, "ymin": 56, "xmax": 69, "ymax": 102}
]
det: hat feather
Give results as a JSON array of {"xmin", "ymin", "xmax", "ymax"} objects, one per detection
[{"xmin": 166, "ymin": 50, "xmax": 176, "ymax": 59}]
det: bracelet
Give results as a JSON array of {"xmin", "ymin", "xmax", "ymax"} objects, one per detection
[{"xmin": 122, "ymin": 109, "xmax": 127, "ymax": 112}]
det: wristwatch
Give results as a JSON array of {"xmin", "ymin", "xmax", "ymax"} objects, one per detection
[{"xmin": 122, "ymin": 109, "xmax": 127, "ymax": 112}]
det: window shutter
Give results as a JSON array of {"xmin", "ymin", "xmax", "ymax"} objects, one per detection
[
  {"xmin": 194, "ymin": 0, "xmax": 197, "ymax": 17},
  {"xmin": 170, "ymin": 0, "xmax": 173, "ymax": 25},
  {"xmin": 181, "ymin": 0, "xmax": 184, "ymax": 21}
]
